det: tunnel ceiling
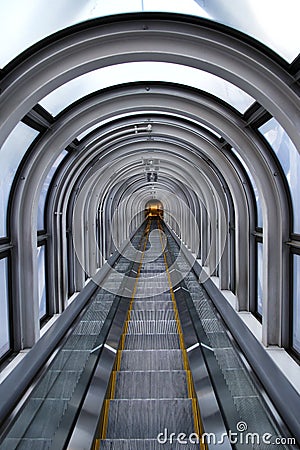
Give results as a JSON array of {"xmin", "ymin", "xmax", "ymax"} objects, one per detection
[
  {"xmin": 0, "ymin": 1, "xmax": 300, "ymax": 356},
  {"xmin": 0, "ymin": 2, "xmax": 299, "ymax": 245}
]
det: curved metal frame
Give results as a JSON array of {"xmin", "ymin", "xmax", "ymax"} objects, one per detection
[
  {"xmin": 0, "ymin": 12, "xmax": 296, "ymax": 375},
  {"xmin": 0, "ymin": 13, "xmax": 299, "ymax": 150},
  {"xmin": 7, "ymin": 83, "xmax": 290, "ymax": 350}
]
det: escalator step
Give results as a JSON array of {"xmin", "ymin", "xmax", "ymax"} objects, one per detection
[
  {"xmin": 124, "ymin": 334, "xmax": 181, "ymax": 350},
  {"xmin": 120, "ymin": 350, "xmax": 184, "ymax": 371},
  {"xmin": 114, "ymin": 371, "xmax": 188, "ymax": 399},
  {"xmin": 129, "ymin": 310, "xmax": 175, "ymax": 321},
  {"xmin": 136, "ymin": 282, "xmax": 169, "ymax": 290},
  {"xmin": 132, "ymin": 301, "xmax": 173, "ymax": 311},
  {"xmin": 193, "ymin": 301, "xmax": 216, "ymax": 320},
  {"xmin": 126, "ymin": 320, "xmax": 178, "ymax": 335},
  {"xmin": 136, "ymin": 292, "xmax": 170, "ymax": 301},
  {"xmin": 140, "ymin": 263, "xmax": 166, "ymax": 271},
  {"xmin": 105, "ymin": 399, "xmax": 195, "ymax": 438}
]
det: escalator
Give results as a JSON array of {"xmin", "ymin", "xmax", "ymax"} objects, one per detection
[
  {"xmin": 0, "ymin": 219, "xmax": 298, "ymax": 450},
  {"xmin": 96, "ymin": 219, "xmax": 202, "ymax": 449}
]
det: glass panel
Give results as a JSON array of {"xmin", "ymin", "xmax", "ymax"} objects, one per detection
[
  {"xmin": 1, "ymin": 1, "xmax": 299, "ymax": 67},
  {"xmin": 232, "ymin": 148, "xmax": 263, "ymax": 228},
  {"xmin": 0, "ymin": 122, "xmax": 39, "ymax": 237},
  {"xmin": 196, "ymin": 0, "xmax": 300, "ymax": 62},
  {"xmin": 0, "ymin": 258, "xmax": 10, "ymax": 358},
  {"xmin": 40, "ymin": 62, "xmax": 254, "ymax": 115},
  {"xmin": 257, "ymin": 242, "xmax": 263, "ymax": 317},
  {"xmin": 293, "ymin": 255, "xmax": 300, "ymax": 354},
  {"xmin": 37, "ymin": 246, "xmax": 47, "ymax": 320},
  {"xmin": 0, "ymin": 0, "xmax": 209, "ymax": 67},
  {"xmin": 38, "ymin": 150, "xmax": 68, "ymax": 230},
  {"xmin": 259, "ymin": 118, "xmax": 300, "ymax": 233}
]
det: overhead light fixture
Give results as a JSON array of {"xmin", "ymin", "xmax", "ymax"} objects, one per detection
[{"xmin": 147, "ymin": 172, "xmax": 158, "ymax": 182}]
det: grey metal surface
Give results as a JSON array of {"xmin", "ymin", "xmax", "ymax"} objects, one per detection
[
  {"xmin": 113, "ymin": 371, "xmax": 189, "ymax": 399},
  {"xmin": 123, "ymin": 333, "xmax": 181, "ymax": 350},
  {"xmin": 105, "ymin": 399, "xmax": 195, "ymax": 438},
  {"xmin": 120, "ymin": 350, "xmax": 184, "ymax": 371},
  {"xmin": 132, "ymin": 300, "xmax": 173, "ymax": 311},
  {"xmin": 126, "ymin": 319, "xmax": 178, "ymax": 334}
]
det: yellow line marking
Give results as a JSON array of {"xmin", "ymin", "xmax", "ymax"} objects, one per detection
[
  {"xmin": 158, "ymin": 221, "xmax": 207, "ymax": 450},
  {"xmin": 98, "ymin": 220, "xmax": 151, "ymax": 443}
]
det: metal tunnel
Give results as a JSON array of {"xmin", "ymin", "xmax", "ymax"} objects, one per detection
[{"xmin": 0, "ymin": 2, "xmax": 299, "ymax": 449}]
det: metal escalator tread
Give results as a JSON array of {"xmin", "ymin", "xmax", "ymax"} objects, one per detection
[
  {"xmin": 126, "ymin": 319, "xmax": 178, "ymax": 334},
  {"xmin": 113, "ymin": 371, "xmax": 189, "ymax": 399},
  {"xmin": 123, "ymin": 333, "xmax": 181, "ymax": 350},
  {"xmin": 129, "ymin": 310, "xmax": 175, "ymax": 321},
  {"xmin": 0, "ymin": 267, "xmax": 135, "ymax": 449},
  {"xmin": 105, "ymin": 399, "xmax": 195, "ymax": 439},
  {"xmin": 99, "ymin": 220, "xmax": 201, "ymax": 449},
  {"xmin": 132, "ymin": 300, "xmax": 173, "ymax": 311},
  {"xmin": 94, "ymin": 293, "xmax": 115, "ymax": 301},
  {"xmin": 119, "ymin": 350, "xmax": 184, "ymax": 371}
]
